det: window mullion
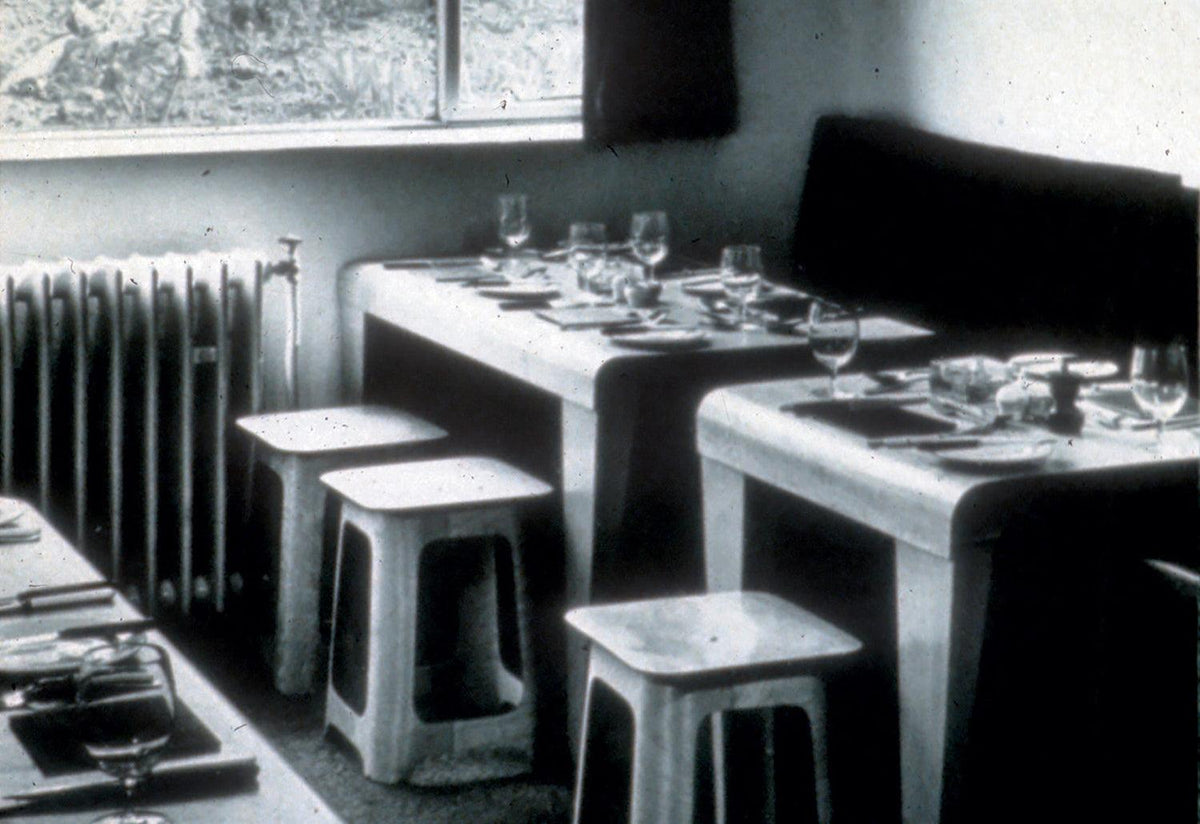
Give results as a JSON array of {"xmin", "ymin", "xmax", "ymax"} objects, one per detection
[{"xmin": 437, "ymin": 0, "xmax": 463, "ymax": 120}]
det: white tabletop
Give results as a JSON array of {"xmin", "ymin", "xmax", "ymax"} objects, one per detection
[
  {"xmin": 340, "ymin": 261, "xmax": 930, "ymax": 409},
  {"xmin": 0, "ymin": 503, "xmax": 342, "ymax": 823},
  {"xmin": 698, "ymin": 373, "xmax": 1199, "ymax": 558}
]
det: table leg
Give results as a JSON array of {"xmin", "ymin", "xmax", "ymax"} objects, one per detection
[
  {"xmin": 700, "ymin": 457, "xmax": 748, "ymax": 824},
  {"xmin": 895, "ymin": 540, "xmax": 992, "ymax": 824},
  {"xmin": 338, "ymin": 297, "xmax": 365, "ymax": 402},
  {"xmin": 702, "ymin": 457, "xmax": 748, "ymax": 592},
  {"xmin": 560, "ymin": 398, "xmax": 635, "ymax": 753}
]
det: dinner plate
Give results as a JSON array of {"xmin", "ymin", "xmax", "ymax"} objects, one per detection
[
  {"xmin": 0, "ymin": 499, "xmax": 24, "ymax": 527},
  {"xmin": 0, "ymin": 637, "xmax": 108, "ymax": 679},
  {"xmin": 609, "ymin": 329, "xmax": 711, "ymax": 352},
  {"xmin": 476, "ymin": 284, "xmax": 560, "ymax": 301},
  {"xmin": 935, "ymin": 440, "xmax": 1056, "ymax": 470},
  {"xmin": 1007, "ymin": 352, "xmax": 1075, "ymax": 373}
]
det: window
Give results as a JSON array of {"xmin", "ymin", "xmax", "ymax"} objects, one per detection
[{"xmin": 0, "ymin": 0, "xmax": 582, "ymax": 156}]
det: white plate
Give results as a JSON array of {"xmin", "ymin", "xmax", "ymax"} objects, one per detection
[
  {"xmin": 936, "ymin": 440, "xmax": 1056, "ymax": 470},
  {"xmin": 0, "ymin": 637, "xmax": 107, "ymax": 678},
  {"xmin": 609, "ymin": 329, "xmax": 712, "ymax": 352},
  {"xmin": 0, "ymin": 499, "xmax": 25, "ymax": 527},
  {"xmin": 1008, "ymin": 352, "xmax": 1075, "ymax": 372},
  {"xmin": 476, "ymin": 284, "xmax": 560, "ymax": 301}
]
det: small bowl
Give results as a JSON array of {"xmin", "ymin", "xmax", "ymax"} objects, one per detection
[{"xmin": 625, "ymin": 279, "xmax": 662, "ymax": 309}]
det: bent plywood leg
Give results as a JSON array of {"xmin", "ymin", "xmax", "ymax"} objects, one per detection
[
  {"xmin": 895, "ymin": 540, "xmax": 992, "ymax": 824},
  {"xmin": 560, "ymin": 398, "xmax": 636, "ymax": 754},
  {"xmin": 702, "ymin": 456, "xmax": 748, "ymax": 592},
  {"xmin": 701, "ymin": 455, "xmax": 747, "ymax": 824}
]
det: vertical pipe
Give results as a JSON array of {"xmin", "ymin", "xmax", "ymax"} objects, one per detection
[
  {"xmin": 144, "ymin": 268, "xmax": 159, "ymax": 615},
  {"xmin": 35, "ymin": 273, "xmax": 50, "ymax": 515},
  {"xmin": 71, "ymin": 270, "xmax": 88, "ymax": 550},
  {"xmin": 214, "ymin": 263, "xmax": 230, "ymax": 612},
  {"xmin": 0, "ymin": 275, "xmax": 13, "ymax": 492},
  {"xmin": 179, "ymin": 267, "xmax": 194, "ymax": 616},
  {"xmin": 111, "ymin": 271, "xmax": 125, "ymax": 583}
]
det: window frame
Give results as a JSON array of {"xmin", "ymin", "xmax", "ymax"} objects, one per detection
[{"xmin": 0, "ymin": 0, "xmax": 583, "ymax": 162}]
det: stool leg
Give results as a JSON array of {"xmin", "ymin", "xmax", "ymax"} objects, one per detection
[
  {"xmin": 630, "ymin": 685, "xmax": 698, "ymax": 824},
  {"xmin": 272, "ymin": 457, "xmax": 326, "ymax": 695},
  {"xmin": 570, "ymin": 669, "xmax": 597, "ymax": 824},
  {"xmin": 804, "ymin": 683, "xmax": 832, "ymax": 824}
]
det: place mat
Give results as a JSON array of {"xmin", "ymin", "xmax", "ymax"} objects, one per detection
[
  {"xmin": 9, "ymin": 697, "xmax": 221, "ymax": 777},
  {"xmin": 783, "ymin": 400, "xmax": 957, "ymax": 439},
  {"xmin": 1085, "ymin": 387, "xmax": 1199, "ymax": 420},
  {"xmin": 536, "ymin": 306, "xmax": 641, "ymax": 330}
]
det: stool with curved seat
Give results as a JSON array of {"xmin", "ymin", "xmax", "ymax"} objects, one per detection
[
  {"xmin": 566, "ymin": 591, "xmax": 861, "ymax": 824},
  {"xmin": 236, "ymin": 405, "xmax": 447, "ymax": 695},
  {"xmin": 321, "ymin": 456, "xmax": 552, "ymax": 784}
]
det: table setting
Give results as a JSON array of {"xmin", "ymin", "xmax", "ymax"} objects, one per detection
[
  {"xmin": 777, "ymin": 340, "xmax": 1198, "ymax": 474},
  {"xmin": 0, "ymin": 507, "xmax": 317, "ymax": 823},
  {"xmin": 380, "ymin": 195, "xmax": 894, "ymax": 356}
]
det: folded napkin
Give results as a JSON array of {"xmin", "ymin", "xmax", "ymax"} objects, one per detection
[
  {"xmin": 536, "ymin": 306, "xmax": 642, "ymax": 331},
  {"xmin": 1085, "ymin": 387, "xmax": 1200, "ymax": 429},
  {"xmin": 9, "ymin": 696, "xmax": 221, "ymax": 777},
  {"xmin": 783, "ymin": 399, "xmax": 956, "ymax": 440}
]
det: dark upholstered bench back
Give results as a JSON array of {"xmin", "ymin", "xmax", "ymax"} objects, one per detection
[{"xmin": 792, "ymin": 115, "xmax": 1198, "ymax": 371}]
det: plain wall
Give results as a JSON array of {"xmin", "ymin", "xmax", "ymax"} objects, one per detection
[{"xmin": 2, "ymin": 1, "xmax": 1195, "ymax": 406}]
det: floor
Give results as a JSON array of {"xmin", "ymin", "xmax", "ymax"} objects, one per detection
[{"xmin": 173, "ymin": 629, "xmax": 572, "ymax": 824}]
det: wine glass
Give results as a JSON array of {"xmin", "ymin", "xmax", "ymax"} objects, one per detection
[
  {"xmin": 497, "ymin": 194, "xmax": 530, "ymax": 273},
  {"xmin": 75, "ymin": 642, "xmax": 177, "ymax": 824},
  {"xmin": 568, "ymin": 222, "xmax": 608, "ymax": 294},
  {"xmin": 720, "ymin": 245, "xmax": 763, "ymax": 329},
  {"xmin": 629, "ymin": 211, "xmax": 669, "ymax": 281},
  {"xmin": 1130, "ymin": 342, "xmax": 1189, "ymax": 439},
  {"xmin": 808, "ymin": 300, "xmax": 860, "ymax": 397}
]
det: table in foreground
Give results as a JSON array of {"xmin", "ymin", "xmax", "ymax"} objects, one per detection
[
  {"xmin": 0, "ymin": 505, "xmax": 342, "ymax": 823},
  {"xmin": 339, "ymin": 260, "xmax": 932, "ymax": 742},
  {"xmin": 696, "ymin": 374, "xmax": 1199, "ymax": 824}
]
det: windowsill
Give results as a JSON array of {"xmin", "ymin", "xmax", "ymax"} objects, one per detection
[{"xmin": 0, "ymin": 117, "xmax": 584, "ymax": 163}]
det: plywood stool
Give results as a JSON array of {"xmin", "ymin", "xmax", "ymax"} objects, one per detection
[
  {"xmin": 236, "ymin": 405, "xmax": 446, "ymax": 695},
  {"xmin": 566, "ymin": 591, "xmax": 862, "ymax": 824},
  {"xmin": 321, "ymin": 456, "xmax": 552, "ymax": 784}
]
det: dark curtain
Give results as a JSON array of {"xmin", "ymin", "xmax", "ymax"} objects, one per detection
[{"xmin": 583, "ymin": 0, "xmax": 738, "ymax": 144}]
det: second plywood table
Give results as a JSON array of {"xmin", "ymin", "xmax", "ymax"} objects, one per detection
[{"xmin": 697, "ymin": 374, "xmax": 1198, "ymax": 824}]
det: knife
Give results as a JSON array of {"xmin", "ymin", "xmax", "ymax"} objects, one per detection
[
  {"xmin": 0, "ymin": 754, "xmax": 260, "ymax": 813},
  {"xmin": 0, "ymin": 581, "xmax": 115, "ymax": 617}
]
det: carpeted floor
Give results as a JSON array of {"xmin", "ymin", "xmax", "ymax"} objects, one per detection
[{"xmin": 173, "ymin": 629, "xmax": 572, "ymax": 824}]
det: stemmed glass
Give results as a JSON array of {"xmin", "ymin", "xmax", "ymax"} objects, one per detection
[
  {"xmin": 75, "ymin": 642, "xmax": 177, "ymax": 824},
  {"xmin": 497, "ymin": 194, "xmax": 530, "ymax": 273},
  {"xmin": 1130, "ymin": 342, "xmax": 1189, "ymax": 440},
  {"xmin": 568, "ymin": 222, "xmax": 608, "ymax": 294},
  {"xmin": 720, "ymin": 245, "xmax": 763, "ymax": 329},
  {"xmin": 808, "ymin": 299, "xmax": 860, "ymax": 397},
  {"xmin": 629, "ymin": 211, "xmax": 669, "ymax": 282}
]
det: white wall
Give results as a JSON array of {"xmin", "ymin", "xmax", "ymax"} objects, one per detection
[
  {"xmin": 904, "ymin": 1, "xmax": 1200, "ymax": 185},
  {"xmin": 2, "ymin": 0, "xmax": 1194, "ymax": 405}
]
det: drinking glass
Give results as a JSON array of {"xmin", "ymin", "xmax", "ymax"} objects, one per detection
[
  {"xmin": 1130, "ymin": 342, "xmax": 1189, "ymax": 439},
  {"xmin": 568, "ymin": 222, "xmax": 608, "ymax": 293},
  {"xmin": 720, "ymin": 245, "xmax": 763, "ymax": 329},
  {"xmin": 629, "ymin": 211, "xmax": 669, "ymax": 281},
  {"xmin": 808, "ymin": 300, "xmax": 860, "ymax": 397},
  {"xmin": 497, "ymin": 194, "xmax": 530, "ymax": 272},
  {"xmin": 75, "ymin": 642, "xmax": 177, "ymax": 824}
]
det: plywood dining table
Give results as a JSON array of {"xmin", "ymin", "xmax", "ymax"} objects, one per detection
[
  {"xmin": 338, "ymin": 260, "xmax": 931, "ymax": 737},
  {"xmin": 0, "ymin": 505, "xmax": 342, "ymax": 822},
  {"xmin": 696, "ymin": 373, "xmax": 1199, "ymax": 824}
]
